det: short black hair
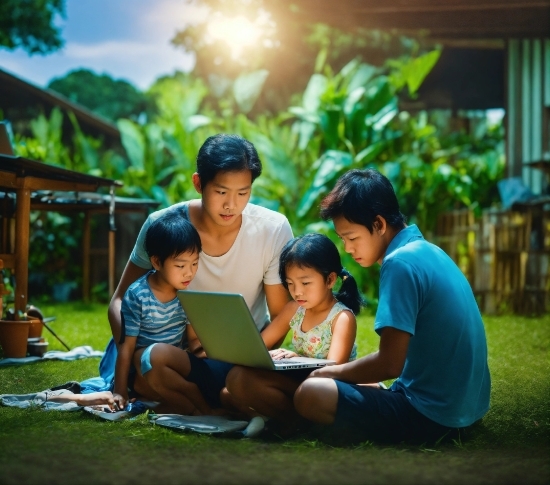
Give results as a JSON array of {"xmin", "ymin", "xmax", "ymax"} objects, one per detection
[
  {"xmin": 196, "ymin": 134, "xmax": 262, "ymax": 188},
  {"xmin": 279, "ymin": 233, "xmax": 364, "ymax": 315},
  {"xmin": 145, "ymin": 208, "xmax": 201, "ymax": 265},
  {"xmin": 320, "ymin": 169, "xmax": 406, "ymax": 233}
]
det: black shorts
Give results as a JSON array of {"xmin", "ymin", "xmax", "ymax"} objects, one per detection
[
  {"xmin": 186, "ymin": 353, "xmax": 234, "ymax": 408},
  {"xmin": 331, "ymin": 381, "xmax": 457, "ymax": 445}
]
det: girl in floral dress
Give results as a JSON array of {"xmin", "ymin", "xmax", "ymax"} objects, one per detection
[{"xmin": 225, "ymin": 233, "xmax": 363, "ymax": 435}]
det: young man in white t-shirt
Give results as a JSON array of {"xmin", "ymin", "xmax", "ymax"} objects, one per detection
[{"xmin": 107, "ymin": 134, "xmax": 293, "ymax": 414}]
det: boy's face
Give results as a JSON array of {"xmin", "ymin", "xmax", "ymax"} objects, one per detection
[
  {"xmin": 194, "ymin": 170, "xmax": 252, "ymax": 227},
  {"xmin": 153, "ymin": 250, "xmax": 200, "ymax": 290},
  {"xmin": 333, "ymin": 216, "xmax": 388, "ymax": 267}
]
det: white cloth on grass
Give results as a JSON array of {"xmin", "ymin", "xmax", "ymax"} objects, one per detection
[{"xmin": 0, "ymin": 345, "xmax": 104, "ymax": 367}]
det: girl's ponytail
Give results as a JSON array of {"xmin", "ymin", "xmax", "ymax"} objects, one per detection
[
  {"xmin": 335, "ymin": 268, "xmax": 364, "ymax": 315},
  {"xmin": 278, "ymin": 233, "xmax": 365, "ymax": 315}
]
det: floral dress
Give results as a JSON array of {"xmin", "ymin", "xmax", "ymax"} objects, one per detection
[{"xmin": 290, "ymin": 301, "xmax": 357, "ymax": 361}]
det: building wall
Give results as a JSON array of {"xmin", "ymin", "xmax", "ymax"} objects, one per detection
[{"xmin": 507, "ymin": 38, "xmax": 550, "ymax": 194}]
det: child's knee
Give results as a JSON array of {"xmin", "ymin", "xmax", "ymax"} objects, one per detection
[{"xmin": 226, "ymin": 366, "xmax": 251, "ymax": 396}]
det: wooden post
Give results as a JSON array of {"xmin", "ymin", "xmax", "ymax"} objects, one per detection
[
  {"xmin": 82, "ymin": 211, "xmax": 91, "ymax": 303},
  {"xmin": 108, "ymin": 230, "xmax": 115, "ymax": 297},
  {"xmin": 14, "ymin": 185, "xmax": 31, "ymax": 318}
]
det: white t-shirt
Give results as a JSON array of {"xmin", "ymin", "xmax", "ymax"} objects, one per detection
[{"xmin": 130, "ymin": 201, "xmax": 294, "ymax": 330}]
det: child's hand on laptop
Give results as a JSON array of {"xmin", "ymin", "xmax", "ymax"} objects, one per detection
[{"xmin": 269, "ymin": 348, "xmax": 299, "ymax": 360}]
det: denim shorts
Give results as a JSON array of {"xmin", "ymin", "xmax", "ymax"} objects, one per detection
[
  {"xmin": 186, "ymin": 353, "xmax": 234, "ymax": 408},
  {"xmin": 332, "ymin": 381, "xmax": 456, "ymax": 445}
]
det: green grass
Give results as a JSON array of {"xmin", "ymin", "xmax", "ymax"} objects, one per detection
[{"xmin": 1, "ymin": 303, "xmax": 549, "ymax": 485}]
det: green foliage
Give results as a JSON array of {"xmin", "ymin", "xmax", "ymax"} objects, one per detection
[
  {"xmin": 48, "ymin": 69, "xmax": 154, "ymax": 122},
  {"xmin": 10, "ymin": 46, "xmax": 504, "ymax": 303},
  {"xmin": 0, "ymin": 0, "xmax": 65, "ymax": 54}
]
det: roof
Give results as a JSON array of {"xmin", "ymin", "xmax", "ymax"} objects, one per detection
[
  {"xmin": 0, "ymin": 154, "xmax": 122, "ymax": 192},
  {"xmin": 0, "ymin": 68, "xmax": 121, "ymax": 146},
  {"xmin": 268, "ymin": 0, "xmax": 550, "ymax": 40},
  {"xmin": 0, "ymin": 190, "xmax": 159, "ymax": 213}
]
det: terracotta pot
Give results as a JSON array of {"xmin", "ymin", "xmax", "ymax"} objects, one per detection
[
  {"xmin": 28, "ymin": 318, "xmax": 43, "ymax": 339},
  {"xmin": 0, "ymin": 320, "xmax": 31, "ymax": 358}
]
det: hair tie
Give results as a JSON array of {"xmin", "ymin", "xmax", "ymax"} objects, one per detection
[{"xmin": 340, "ymin": 268, "xmax": 350, "ymax": 281}]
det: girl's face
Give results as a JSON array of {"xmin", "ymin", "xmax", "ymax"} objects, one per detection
[
  {"xmin": 284, "ymin": 264, "xmax": 336, "ymax": 310},
  {"xmin": 152, "ymin": 250, "xmax": 200, "ymax": 291}
]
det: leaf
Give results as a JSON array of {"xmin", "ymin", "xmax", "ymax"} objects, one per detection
[
  {"xmin": 296, "ymin": 120, "xmax": 317, "ymax": 151},
  {"xmin": 355, "ymin": 140, "xmax": 387, "ymax": 164},
  {"xmin": 233, "ymin": 70, "xmax": 269, "ymax": 113},
  {"xmin": 297, "ymin": 150, "xmax": 352, "ymax": 217},
  {"xmin": 403, "ymin": 50, "xmax": 441, "ymax": 96},
  {"xmin": 343, "ymin": 87, "xmax": 366, "ymax": 116},
  {"xmin": 250, "ymin": 132, "xmax": 298, "ymax": 191},
  {"xmin": 288, "ymin": 106, "xmax": 321, "ymax": 124},
  {"xmin": 302, "ymin": 74, "xmax": 328, "ymax": 112},
  {"xmin": 185, "ymin": 114, "xmax": 211, "ymax": 132},
  {"xmin": 348, "ymin": 63, "xmax": 378, "ymax": 93},
  {"xmin": 117, "ymin": 119, "xmax": 145, "ymax": 169},
  {"xmin": 369, "ymin": 98, "xmax": 399, "ymax": 132}
]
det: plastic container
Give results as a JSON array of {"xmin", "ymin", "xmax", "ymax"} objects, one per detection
[{"xmin": 27, "ymin": 338, "xmax": 49, "ymax": 357}]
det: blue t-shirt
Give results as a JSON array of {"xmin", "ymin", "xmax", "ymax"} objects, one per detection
[
  {"xmin": 375, "ymin": 225, "xmax": 491, "ymax": 428},
  {"xmin": 121, "ymin": 271, "xmax": 187, "ymax": 350}
]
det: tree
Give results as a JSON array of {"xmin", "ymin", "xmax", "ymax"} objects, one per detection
[
  {"xmin": 48, "ymin": 69, "xmax": 154, "ymax": 122},
  {"xmin": 0, "ymin": 0, "xmax": 65, "ymax": 54},
  {"xmin": 171, "ymin": 0, "xmax": 436, "ymax": 114}
]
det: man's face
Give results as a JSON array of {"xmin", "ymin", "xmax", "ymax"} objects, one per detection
[
  {"xmin": 333, "ymin": 216, "xmax": 387, "ymax": 267},
  {"xmin": 197, "ymin": 170, "xmax": 253, "ymax": 227}
]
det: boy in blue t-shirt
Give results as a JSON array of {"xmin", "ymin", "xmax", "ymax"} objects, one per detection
[
  {"xmin": 294, "ymin": 169, "xmax": 491, "ymax": 444},
  {"xmin": 112, "ymin": 208, "xmax": 230, "ymax": 415}
]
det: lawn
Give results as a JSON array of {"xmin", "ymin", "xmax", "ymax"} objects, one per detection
[{"xmin": 1, "ymin": 303, "xmax": 549, "ymax": 485}]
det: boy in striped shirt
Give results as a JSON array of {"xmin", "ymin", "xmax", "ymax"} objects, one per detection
[{"xmin": 112, "ymin": 208, "xmax": 211, "ymax": 413}]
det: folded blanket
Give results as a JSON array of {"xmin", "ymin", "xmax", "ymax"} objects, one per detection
[{"xmin": 0, "ymin": 346, "xmax": 104, "ymax": 367}]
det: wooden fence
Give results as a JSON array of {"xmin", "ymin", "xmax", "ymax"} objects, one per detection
[{"xmin": 431, "ymin": 207, "xmax": 550, "ymax": 315}]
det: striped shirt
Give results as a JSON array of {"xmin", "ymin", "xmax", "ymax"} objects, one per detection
[{"xmin": 121, "ymin": 271, "xmax": 187, "ymax": 349}]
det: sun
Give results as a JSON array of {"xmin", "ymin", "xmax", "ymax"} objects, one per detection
[{"xmin": 206, "ymin": 14, "xmax": 263, "ymax": 59}]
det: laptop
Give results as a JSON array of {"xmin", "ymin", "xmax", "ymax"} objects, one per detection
[{"xmin": 177, "ymin": 290, "xmax": 336, "ymax": 371}]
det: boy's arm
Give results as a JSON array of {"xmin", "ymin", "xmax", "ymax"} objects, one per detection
[
  {"xmin": 309, "ymin": 327, "xmax": 410, "ymax": 383},
  {"xmin": 108, "ymin": 261, "xmax": 148, "ymax": 343},
  {"xmin": 186, "ymin": 324, "xmax": 205, "ymax": 358},
  {"xmin": 113, "ymin": 335, "xmax": 137, "ymax": 409}
]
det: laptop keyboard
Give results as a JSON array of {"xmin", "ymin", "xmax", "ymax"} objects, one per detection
[{"xmin": 274, "ymin": 359, "xmax": 301, "ymax": 364}]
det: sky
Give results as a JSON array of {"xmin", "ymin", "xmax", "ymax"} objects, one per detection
[{"xmin": 0, "ymin": 0, "xmax": 201, "ymax": 90}]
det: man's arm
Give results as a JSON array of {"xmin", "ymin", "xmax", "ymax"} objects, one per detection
[
  {"xmin": 108, "ymin": 261, "xmax": 148, "ymax": 343},
  {"xmin": 264, "ymin": 283, "xmax": 291, "ymax": 321},
  {"xmin": 264, "ymin": 283, "xmax": 291, "ymax": 348},
  {"xmin": 308, "ymin": 327, "xmax": 411, "ymax": 384}
]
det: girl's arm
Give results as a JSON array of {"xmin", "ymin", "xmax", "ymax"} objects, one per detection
[
  {"xmin": 261, "ymin": 300, "xmax": 299, "ymax": 349},
  {"xmin": 113, "ymin": 335, "xmax": 137, "ymax": 409},
  {"xmin": 326, "ymin": 310, "xmax": 357, "ymax": 364}
]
